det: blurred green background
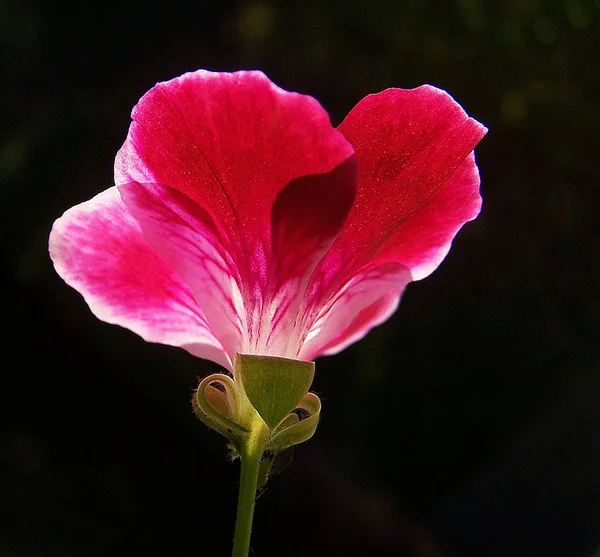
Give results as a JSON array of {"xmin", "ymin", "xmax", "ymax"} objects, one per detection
[{"xmin": 2, "ymin": 0, "xmax": 600, "ymax": 556}]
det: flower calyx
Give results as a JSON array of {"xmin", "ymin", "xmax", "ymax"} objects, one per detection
[{"xmin": 192, "ymin": 354, "xmax": 321, "ymax": 461}]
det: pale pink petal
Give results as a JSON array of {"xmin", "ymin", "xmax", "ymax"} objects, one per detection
[
  {"xmin": 118, "ymin": 182, "xmax": 244, "ymax": 366},
  {"xmin": 299, "ymin": 262, "xmax": 411, "ymax": 360},
  {"xmin": 49, "ymin": 187, "xmax": 231, "ymax": 370}
]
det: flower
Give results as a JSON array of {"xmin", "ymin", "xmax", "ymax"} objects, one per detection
[{"xmin": 49, "ymin": 69, "xmax": 486, "ymax": 372}]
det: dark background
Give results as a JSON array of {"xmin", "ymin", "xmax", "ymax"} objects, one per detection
[{"xmin": 2, "ymin": 1, "xmax": 600, "ymax": 556}]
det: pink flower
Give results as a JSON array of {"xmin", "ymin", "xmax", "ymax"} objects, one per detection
[{"xmin": 49, "ymin": 70, "xmax": 486, "ymax": 372}]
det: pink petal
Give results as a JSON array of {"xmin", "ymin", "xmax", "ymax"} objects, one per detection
[
  {"xmin": 378, "ymin": 151, "xmax": 482, "ymax": 281},
  {"xmin": 299, "ymin": 86, "xmax": 486, "ymax": 359},
  {"xmin": 299, "ymin": 262, "xmax": 411, "ymax": 360},
  {"xmin": 119, "ymin": 160, "xmax": 357, "ymax": 364},
  {"xmin": 48, "ymin": 187, "xmax": 231, "ymax": 370},
  {"xmin": 115, "ymin": 69, "xmax": 359, "ymax": 362},
  {"xmin": 264, "ymin": 159, "xmax": 357, "ymax": 356},
  {"xmin": 52, "ymin": 76, "xmax": 486, "ymax": 370},
  {"xmin": 118, "ymin": 181, "xmax": 245, "ymax": 365},
  {"xmin": 271, "ymin": 158, "xmax": 357, "ymax": 293},
  {"xmin": 115, "ymin": 69, "xmax": 354, "ymax": 253},
  {"xmin": 335, "ymin": 85, "xmax": 487, "ymax": 275}
]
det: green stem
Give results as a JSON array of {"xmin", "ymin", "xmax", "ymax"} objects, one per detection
[{"xmin": 231, "ymin": 448, "xmax": 262, "ymax": 557}]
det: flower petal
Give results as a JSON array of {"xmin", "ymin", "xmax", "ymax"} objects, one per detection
[
  {"xmin": 115, "ymin": 69, "xmax": 354, "ymax": 250},
  {"xmin": 119, "ymin": 160, "xmax": 358, "ymax": 364},
  {"xmin": 299, "ymin": 262, "xmax": 411, "ymax": 360},
  {"xmin": 263, "ymin": 158, "xmax": 358, "ymax": 357},
  {"xmin": 118, "ymin": 181, "xmax": 245, "ymax": 366},
  {"xmin": 335, "ymin": 85, "xmax": 487, "ymax": 276},
  {"xmin": 48, "ymin": 187, "xmax": 231, "ymax": 370},
  {"xmin": 297, "ymin": 86, "xmax": 486, "ymax": 359},
  {"xmin": 115, "ymin": 69, "xmax": 359, "ymax": 362},
  {"xmin": 270, "ymin": 158, "xmax": 357, "ymax": 293},
  {"xmin": 375, "ymin": 151, "xmax": 482, "ymax": 280}
]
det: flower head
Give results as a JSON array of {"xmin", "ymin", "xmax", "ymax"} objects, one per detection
[{"xmin": 49, "ymin": 70, "xmax": 486, "ymax": 372}]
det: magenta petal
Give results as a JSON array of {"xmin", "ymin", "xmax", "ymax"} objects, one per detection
[
  {"xmin": 335, "ymin": 85, "xmax": 487, "ymax": 275},
  {"xmin": 49, "ymin": 187, "xmax": 231, "ymax": 370},
  {"xmin": 381, "ymin": 152, "xmax": 483, "ymax": 280},
  {"xmin": 115, "ymin": 70, "xmax": 354, "ymax": 248},
  {"xmin": 296, "ymin": 85, "xmax": 486, "ymax": 359},
  {"xmin": 299, "ymin": 262, "xmax": 411, "ymax": 360},
  {"xmin": 271, "ymin": 158, "xmax": 357, "ymax": 289}
]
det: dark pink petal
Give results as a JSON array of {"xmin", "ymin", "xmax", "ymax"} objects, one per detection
[
  {"xmin": 299, "ymin": 262, "xmax": 411, "ymax": 360},
  {"xmin": 271, "ymin": 158, "xmax": 357, "ymax": 293},
  {"xmin": 335, "ymin": 85, "xmax": 487, "ymax": 275},
  {"xmin": 376, "ymin": 152, "xmax": 482, "ymax": 281},
  {"xmin": 115, "ymin": 70, "xmax": 354, "ymax": 258},
  {"xmin": 298, "ymin": 86, "xmax": 486, "ymax": 360},
  {"xmin": 49, "ymin": 187, "xmax": 231, "ymax": 370}
]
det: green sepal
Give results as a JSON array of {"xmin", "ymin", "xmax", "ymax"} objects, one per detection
[
  {"xmin": 236, "ymin": 354, "xmax": 315, "ymax": 430},
  {"xmin": 268, "ymin": 392, "xmax": 321, "ymax": 451},
  {"xmin": 193, "ymin": 373, "xmax": 248, "ymax": 445}
]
